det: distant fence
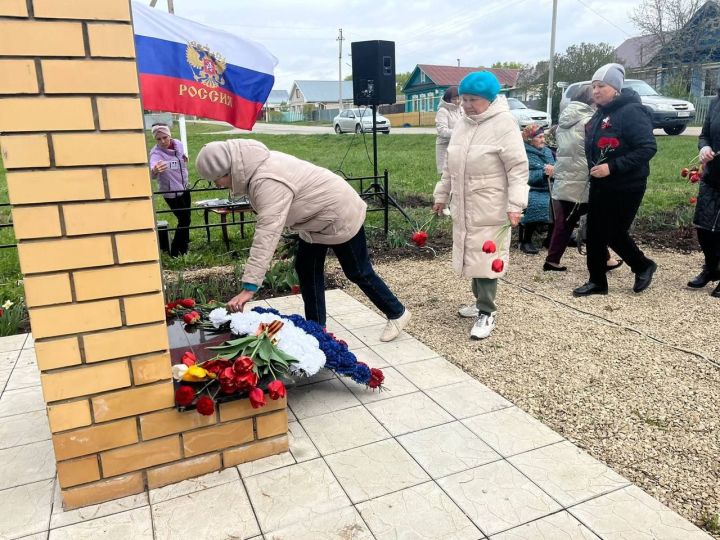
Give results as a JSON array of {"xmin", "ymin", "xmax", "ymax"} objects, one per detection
[{"xmin": 382, "ymin": 111, "xmax": 436, "ymax": 127}]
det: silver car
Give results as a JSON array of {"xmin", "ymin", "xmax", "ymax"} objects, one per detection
[
  {"xmin": 507, "ymin": 98, "xmax": 550, "ymax": 129},
  {"xmin": 333, "ymin": 108, "xmax": 391, "ymax": 134}
]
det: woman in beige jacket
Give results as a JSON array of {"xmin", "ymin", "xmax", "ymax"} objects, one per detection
[
  {"xmin": 196, "ymin": 139, "xmax": 410, "ymax": 341},
  {"xmin": 435, "ymin": 86, "xmax": 462, "ymax": 174},
  {"xmin": 432, "ymin": 71, "xmax": 529, "ymax": 339}
]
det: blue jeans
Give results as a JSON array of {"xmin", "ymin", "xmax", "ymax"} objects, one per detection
[{"xmin": 295, "ymin": 226, "xmax": 404, "ymax": 326}]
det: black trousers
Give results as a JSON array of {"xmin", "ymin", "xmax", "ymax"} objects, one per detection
[
  {"xmin": 164, "ymin": 191, "xmax": 191, "ymax": 257},
  {"xmin": 586, "ymin": 186, "xmax": 653, "ymax": 288},
  {"xmin": 697, "ymin": 228, "xmax": 720, "ymax": 273},
  {"xmin": 295, "ymin": 226, "xmax": 404, "ymax": 327}
]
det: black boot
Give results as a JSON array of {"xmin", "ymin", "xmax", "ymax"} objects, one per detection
[
  {"xmin": 712, "ymin": 282, "xmax": 720, "ymax": 298},
  {"xmin": 519, "ymin": 224, "xmax": 539, "ymax": 255},
  {"xmin": 688, "ymin": 267, "xmax": 713, "ymax": 288}
]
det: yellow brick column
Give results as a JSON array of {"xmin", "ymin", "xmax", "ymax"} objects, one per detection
[
  {"xmin": 0, "ymin": 0, "xmax": 173, "ymax": 508},
  {"xmin": 0, "ymin": 0, "xmax": 288, "ymax": 510}
]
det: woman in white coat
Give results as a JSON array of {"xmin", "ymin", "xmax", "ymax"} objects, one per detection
[
  {"xmin": 435, "ymin": 86, "xmax": 461, "ymax": 174},
  {"xmin": 432, "ymin": 71, "xmax": 529, "ymax": 339}
]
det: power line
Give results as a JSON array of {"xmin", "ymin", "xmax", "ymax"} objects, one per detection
[{"xmin": 574, "ymin": 0, "xmax": 633, "ymax": 37}]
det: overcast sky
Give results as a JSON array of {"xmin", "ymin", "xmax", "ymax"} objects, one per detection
[{"xmin": 165, "ymin": 0, "xmax": 640, "ymax": 92}]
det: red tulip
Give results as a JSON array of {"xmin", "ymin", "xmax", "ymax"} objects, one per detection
[
  {"xmin": 291, "ymin": 284, "xmax": 301, "ymax": 294},
  {"xmin": 690, "ymin": 197, "xmax": 697, "ymax": 204},
  {"xmin": 491, "ymin": 259, "xmax": 505, "ymax": 273},
  {"xmin": 680, "ymin": 168, "xmax": 689, "ymax": 177},
  {"xmin": 690, "ymin": 173, "xmax": 700, "ymax": 184},
  {"xmin": 181, "ymin": 351, "xmax": 196, "ymax": 367},
  {"xmin": 233, "ymin": 356, "xmax": 254, "ymax": 374},
  {"xmin": 482, "ymin": 240, "xmax": 497, "ymax": 254},
  {"xmin": 411, "ymin": 231, "xmax": 428, "ymax": 247},
  {"xmin": 235, "ymin": 371, "xmax": 259, "ymax": 392},
  {"xmin": 248, "ymin": 387, "xmax": 266, "ymax": 409},
  {"xmin": 177, "ymin": 298, "xmax": 196, "ymax": 308},
  {"xmin": 267, "ymin": 380, "xmax": 286, "ymax": 400},
  {"xmin": 196, "ymin": 395, "xmax": 215, "ymax": 416},
  {"xmin": 183, "ymin": 311, "xmax": 201, "ymax": 325}
]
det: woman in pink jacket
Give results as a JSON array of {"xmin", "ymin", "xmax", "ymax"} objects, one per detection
[{"xmin": 195, "ymin": 139, "xmax": 410, "ymax": 342}]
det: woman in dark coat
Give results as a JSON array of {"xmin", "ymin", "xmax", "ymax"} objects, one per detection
[
  {"xmin": 573, "ymin": 63, "xmax": 658, "ymax": 296},
  {"xmin": 688, "ymin": 90, "xmax": 720, "ymax": 297},
  {"xmin": 519, "ymin": 124, "xmax": 555, "ymax": 254}
]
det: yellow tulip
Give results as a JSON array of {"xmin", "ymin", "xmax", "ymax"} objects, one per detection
[{"xmin": 182, "ymin": 365, "xmax": 208, "ymax": 382}]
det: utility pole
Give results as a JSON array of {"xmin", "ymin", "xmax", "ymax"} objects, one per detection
[
  {"xmin": 546, "ymin": 0, "xmax": 558, "ymax": 122},
  {"xmin": 337, "ymin": 28, "xmax": 345, "ymax": 110},
  {"xmin": 457, "ymin": 58, "xmax": 460, "ymax": 67}
]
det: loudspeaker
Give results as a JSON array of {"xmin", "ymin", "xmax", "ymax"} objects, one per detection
[{"xmin": 351, "ymin": 40, "xmax": 396, "ymax": 106}]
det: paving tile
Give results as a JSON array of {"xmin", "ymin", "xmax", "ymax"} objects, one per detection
[
  {"xmin": 0, "ymin": 478, "xmax": 54, "ymax": 539},
  {"xmin": 265, "ymin": 295, "xmax": 305, "ymax": 315},
  {"xmin": 348, "ymin": 346, "xmax": 389, "ymax": 368},
  {"xmin": 0, "ymin": 410, "xmax": 51, "ymax": 449},
  {"xmin": 569, "ymin": 485, "xmax": 713, "ymax": 540},
  {"xmin": 462, "ymin": 406, "xmax": 564, "ymax": 457},
  {"xmin": 50, "ymin": 481, "xmax": 149, "ymax": 530},
  {"xmin": 491, "ymin": 511, "xmax": 599, "ymax": 539},
  {"xmin": 397, "ymin": 422, "xmax": 500, "ymax": 478},
  {"xmin": 244, "ymin": 458, "xmax": 350, "ymax": 532},
  {"xmin": 509, "ymin": 441, "xmax": 630, "ymax": 507},
  {"xmin": 23, "ymin": 334, "xmax": 35, "ymax": 350},
  {"xmin": 152, "ymin": 481, "xmax": 259, "ymax": 540},
  {"xmin": 293, "ymin": 368, "xmax": 337, "ymax": 387},
  {"xmin": 395, "ymin": 356, "xmax": 471, "ymax": 390},
  {"xmin": 438, "ymin": 460, "xmax": 561, "ymax": 536},
  {"xmin": 300, "ymin": 406, "xmax": 389, "ymax": 455},
  {"xmin": 0, "ymin": 386, "xmax": 46, "ymax": 419},
  {"xmin": 358, "ymin": 481, "xmax": 481, "ymax": 540},
  {"xmin": 148, "ymin": 466, "xmax": 239, "ymax": 504},
  {"xmin": 15, "ymin": 533, "xmax": 47, "ymax": 540},
  {"xmin": 238, "ymin": 451, "xmax": 295, "ymax": 478},
  {"xmin": 288, "ymin": 377, "xmax": 361, "ymax": 419},
  {"xmin": 0, "ymin": 440, "xmax": 56, "ymax": 491},
  {"xmin": 340, "ymin": 366, "xmax": 418, "ymax": 403},
  {"xmin": 5, "ymin": 363, "xmax": 41, "ymax": 391},
  {"xmin": 351, "ymin": 324, "xmax": 411, "ymax": 347},
  {"xmin": 365, "ymin": 392, "xmax": 453, "ymax": 436},
  {"xmin": 0, "ymin": 334, "xmax": 28, "ymax": 353},
  {"xmin": 325, "ymin": 439, "xmax": 429, "ymax": 503},
  {"xmin": 426, "ymin": 379, "xmax": 513, "ymax": 419},
  {"xmin": 49, "ymin": 507, "xmax": 153, "ymax": 540},
  {"xmin": 16, "ymin": 348, "xmax": 37, "ymax": 367},
  {"xmin": 287, "ymin": 421, "xmax": 320, "ymax": 462},
  {"xmin": 370, "ymin": 339, "xmax": 439, "ymax": 366},
  {"xmin": 325, "ymin": 299, "xmax": 370, "ymax": 317},
  {"xmin": 332, "ymin": 310, "xmax": 386, "ymax": 329},
  {"xmin": 266, "ymin": 506, "xmax": 373, "ymax": 540}
]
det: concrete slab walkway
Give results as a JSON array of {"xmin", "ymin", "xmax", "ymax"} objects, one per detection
[{"xmin": 0, "ymin": 289, "xmax": 711, "ymax": 539}]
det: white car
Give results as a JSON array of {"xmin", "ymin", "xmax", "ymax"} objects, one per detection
[
  {"xmin": 333, "ymin": 108, "xmax": 391, "ymax": 134},
  {"xmin": 507, "ymin": 98, "xmax": 550, "ymax": 129}
]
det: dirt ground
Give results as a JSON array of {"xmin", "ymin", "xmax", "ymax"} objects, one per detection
[{"xmin": 335, "ymin": 244, "xmax": 720, "ymax": 536}]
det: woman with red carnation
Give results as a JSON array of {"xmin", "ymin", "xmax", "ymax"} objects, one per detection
[
  {"xmin": 195, "ymin": 140, "xmax": 410, "ymax": 341},
  {"xmin": 573, "ymin": 63, "xmax": 658, "ymax": 297},
  {"xmin": 689, "ymin": 87, "xmax": 720, "ymax": 297},
  {"xmin": 432, "ymin": 71, "xmax": 529, "ymax": 339}
]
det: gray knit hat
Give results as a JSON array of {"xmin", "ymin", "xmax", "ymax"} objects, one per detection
[{"xmin": 591, "ymin": 63, "xmax": 625, "ymax": 93}]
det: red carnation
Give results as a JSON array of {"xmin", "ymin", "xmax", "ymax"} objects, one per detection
[
  {"xmin": 248, "ymin": 387, "xmax": 266, "ymax": 409},
  {"xmin": 411, "ymin": 231, "xmax": 428, "ymax": 247},
  {"xmin": 690, "ymin": 173, "xmax": 701, "ymax": 184},
  {"xmin": 175, "ymin": 385, "xmax": 195, "ymax": 407},
  {"xmin": 181, "ymin": 351, "xmax": 196, "ymax": 367},
  {"xmin": 267, "ymin": 380, "xmax": 286, "ymax": 400},
  {"xmin": 166, "ymin": 301, "xmax": 178, "ymax": 310},
  {"xmin": 482, "ymin": 240, "xmax": 497, "ymax": 254},
  {"xmin": 233, "ymin": 356, "xmax": 254, "ymax": 374},
  {"xmin": 690, "ymin": 197, "xmax": 697, "ymax": 204},
  {"xmin": 291, "ymin": 284, "xmax": 301, "ymax": 294},
  {"xmin": 183, "ymin": 311, "xmax": 201, "ymax": 325},
  {"xmin": 598, "ymin": 137, "xmax": 620, "ymax": 149},
  {"xmin": 368, "ymin": 368, "xmax": 385, "ymax": 389},
  {"xmin": 491, "ymin": 259, "xmax": 505, "ymax": 273},
  {"xmin": 235, "ymin": 371, "xmax": 259, "ymax": 392},
  {"xmin": 196, "ymin": 395, "xmax": 215, "ymax": 416},
  {"xmin": 177, "ymin": 298, "xmax": 196, "ymax": 308}
]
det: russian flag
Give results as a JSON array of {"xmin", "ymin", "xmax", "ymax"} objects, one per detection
[{"xmin": 131, "ymin": 2, "xmax": 277, "ymax": 130}]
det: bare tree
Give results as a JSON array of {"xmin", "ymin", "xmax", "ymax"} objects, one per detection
[{"xmin": 630, "ymin": 0, "xmax": 704, "ymax": 47}]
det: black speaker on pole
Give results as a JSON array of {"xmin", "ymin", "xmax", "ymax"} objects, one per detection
[{"xmin": 351, "ymin": 40, "xmax": 396, "ymax": 106}]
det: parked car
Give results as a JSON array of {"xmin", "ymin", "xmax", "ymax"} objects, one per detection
[
  {"xmin": 333, "ymin": 108, "xmax": 391, "ymax": 134},
  {"xmin": 559, "ymin": 79, "xmax": 695, "ymax": 135},
  {"xmin": 507, "ymin": 98, "xmax": 550, "ymax": 129}
]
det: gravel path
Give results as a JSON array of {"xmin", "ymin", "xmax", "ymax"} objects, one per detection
[{"xmin": 336, "ymin": 245, "xmax": 720, "ymax": 535}]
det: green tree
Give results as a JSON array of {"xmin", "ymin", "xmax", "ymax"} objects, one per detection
[{"xmin": 396, "ymin": 71, "xmax": 412, "ymax": 93}]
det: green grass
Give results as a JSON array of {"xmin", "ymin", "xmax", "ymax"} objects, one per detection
[{"xmin": 0, "ymin": 122, "xmax": 704, "ymax": 305}]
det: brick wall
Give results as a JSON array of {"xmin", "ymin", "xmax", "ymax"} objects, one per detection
[{"xmin": 0, "ymin": 0, "xmax": 287, "ymax": 509}]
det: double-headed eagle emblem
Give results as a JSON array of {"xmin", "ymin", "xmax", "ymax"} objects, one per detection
[{"xmin": 185, "ymin": 41, "xmax": 227, "ymax": 88}]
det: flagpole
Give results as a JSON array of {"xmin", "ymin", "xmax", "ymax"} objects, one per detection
[{"xmin": 151, "ymin": 0, "xmax": 189, "ymax": 158}]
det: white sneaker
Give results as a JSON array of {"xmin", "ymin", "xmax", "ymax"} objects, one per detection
[
  {"xmin": 380, "ymin": 309, "xmax": 411, "ymax": 342},
  {"xmin": 458, "ymin": 305, "xmax": 479, "ymax": 318},
  {"xmin": 470, "ymin": 312, "xmax": 496, "ymax": 340}
]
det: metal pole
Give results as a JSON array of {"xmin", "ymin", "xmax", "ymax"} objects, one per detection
[
  {"xmin": 337, "ymin": 28, "xmax": 344, "ymax": 110},
  {"xmin": 372, "ymin": 105, "xmax": 379, "ymax": 178},
  {"xmin": 546, "ymin": 0, "xmax": 558, "ymax": 122}
]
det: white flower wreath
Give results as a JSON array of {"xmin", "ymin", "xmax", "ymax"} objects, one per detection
[{"xmin": 207, "ymin": 308, "xmax": 326, "ymax": 376}]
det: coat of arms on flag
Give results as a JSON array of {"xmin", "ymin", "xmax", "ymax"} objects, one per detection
[{"xmin": 186, "ymin": 42, "xmax": 226, "ymax": 89}]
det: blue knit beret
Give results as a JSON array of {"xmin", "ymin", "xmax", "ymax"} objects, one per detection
[{"xmin": 458, "ymin": 71, "xmax": 501, "ymax": 102}]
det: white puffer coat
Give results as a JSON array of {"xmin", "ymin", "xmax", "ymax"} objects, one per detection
[
  {"xmin": 434, "ymin": 96, "xmax": 529, "ymax": 279},
  {"xmin": 435, "ymin": 100, "xmax": 463, "ymax": 173},
  {"xmin": 552, "ymin": 101, "xmax": 594, "ymax": 203}
]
